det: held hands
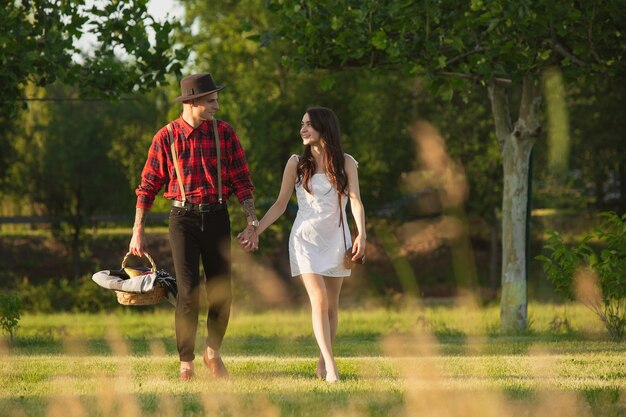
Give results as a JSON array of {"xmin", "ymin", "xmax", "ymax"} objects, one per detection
[{"xmin": 237, "ymin": 225, "xmax": 259, "ymax": 252}]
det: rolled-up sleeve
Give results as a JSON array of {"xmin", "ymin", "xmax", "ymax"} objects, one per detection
[
  {"xmin": 136, "ymin": 131, "xmax": 169, "ymax": 210},
  {"xmin": 226, "ymin": 127, "xmax": 254, "ymax": 203}
]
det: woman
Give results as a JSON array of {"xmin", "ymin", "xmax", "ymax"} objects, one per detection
[{"xmin": 239, "ymin": 107, "xmax": 366, "ymax": 383}]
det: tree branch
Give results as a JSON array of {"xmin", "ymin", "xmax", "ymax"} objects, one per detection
[
  {"xmin": 439, "ymin": 71, "xmax": 512, "ymax": 84},
  {"xmin": 444, "ymin": 46, "xmax": 487, "ymax": 67},
  {"xmin": 487, "ymin": 81, "xmax": 511, "ymax": 149},
  {"xmin": 587, "ymin": 5, "xmax": 603, "ymax": 64},
  {"xmin": 551, "ymin": 40, "xmax": 587, "ymax": 67},
  {"xmin": 18, "ymin": 97, "xmax": 140, "ymax": 101},
  {"xmin": 517, "ymin": 76, "xmax": 543, "ymax": 138}
]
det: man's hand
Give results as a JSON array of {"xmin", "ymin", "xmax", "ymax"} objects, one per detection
[
  {"xmin": 237, "ymin": 225, "xmax": 259, "ymax": 252},
  {"xmin": 129, "ymin": 227, "xmax": 146, "ymax": 257},
  {"xmin": 129, "ymin": 208, "xmax": 148, "ymax": 256}
]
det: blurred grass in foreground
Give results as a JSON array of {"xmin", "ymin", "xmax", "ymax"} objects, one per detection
[{"xmin": 1, "ymin": 305, "xmax": 625, "ymax": 417}]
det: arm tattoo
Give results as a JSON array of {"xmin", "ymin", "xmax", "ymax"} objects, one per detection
[
  {"xmin": 242, "ymin": 199, "xmax": 257, "ymax": 221},
  {"xmin": 133, "ymin": 208, "xmax": 147, "ymax": 229}
]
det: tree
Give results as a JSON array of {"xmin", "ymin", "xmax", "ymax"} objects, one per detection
[
  {"xmin": 176, "ymin": 0, "xmax": 416, "ymax": 208},
  {"xmin": 267, "ymin": 0, "xmax": 626, "ymax": 331},
  {"xmin": 1, "ymin": 0, "xmax": 186, "ymax": 112},
  {"xmin": 0, "ymin": 0, "xmax": 187, "ymax": 183},
  {"xmin": 0, "ymin": 292, "xmax": 22, "ymax": 344},
  {"xmin": 531, "ymin": 75, "xmax": 626, "ymax": 213},
  {"xmin": 11, "ymin": 84, "xmax": 166, "ymax": 278},
  {"xmin": 569, "ymin": 76, "xmax": 626, "ymax": 212}
]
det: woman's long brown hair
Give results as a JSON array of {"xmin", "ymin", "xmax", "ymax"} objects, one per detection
[{"xmin": 297, "ymin": 107, "xmax": 348, "ymax": 195}]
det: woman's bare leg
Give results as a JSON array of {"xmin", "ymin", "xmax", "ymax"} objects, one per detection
[
  {"xmin": 317, "ymin": 276, "xmax": 344, "ymax": 379},
  {"xmin": 301, "ymin": 273, "xmax": 339, "ymax": 382}
]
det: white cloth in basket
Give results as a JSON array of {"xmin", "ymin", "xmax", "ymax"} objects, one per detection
[
  {"xmin": 92, "ymin": 269, "xmax": 177, "ymax": 306},
  {"xmin": 92, "ymin": 270, "xmax": 158, "ymax": 293}
]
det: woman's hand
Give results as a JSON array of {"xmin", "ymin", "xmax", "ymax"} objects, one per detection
[
  {"xmin": 237, "ymin": 226, "xmax": 259, "ymax": 252},
  {"xmin": 351, "ymin": 234, "xmax": 366, "ymax": 262}
]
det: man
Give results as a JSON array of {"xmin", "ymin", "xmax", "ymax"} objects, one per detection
[{"xmin": 129, "ymin": 73, "xmax": 259, "ymax": 381}]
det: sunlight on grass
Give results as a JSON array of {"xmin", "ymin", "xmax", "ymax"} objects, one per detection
[{"xmin": 1, "ymin": 305, "xmax": 625, "ymax": 416}]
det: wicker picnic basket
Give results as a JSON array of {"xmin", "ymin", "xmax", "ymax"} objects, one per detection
[{"xmin": 115, "ymin": 251, "xmax": 165, "ymax": 306}]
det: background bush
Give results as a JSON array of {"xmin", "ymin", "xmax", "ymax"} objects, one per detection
[{"xmin": 537, "ymin": 212, "xmax": 626, "ymax": 340}]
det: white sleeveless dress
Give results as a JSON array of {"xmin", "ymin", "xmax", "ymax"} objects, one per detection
[{"xmin": 288, "ymin": 154, "xmax": 358, "ymax": 277}]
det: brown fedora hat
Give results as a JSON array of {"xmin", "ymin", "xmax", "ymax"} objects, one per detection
[{"xmin": 174, "ymin": 73, "xmax": 225, "ymax": 103}]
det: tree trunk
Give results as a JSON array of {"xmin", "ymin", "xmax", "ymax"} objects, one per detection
[
  {"xmin": 489, "ymin": 207, "xmax": 499, "ymax": 291},
  {"xmin": 488, "ymin": 77, "xmax": 542, "ymax": 332},
  {"xmin": 619, "ymin": 161, "xmax": 626, "ymax": 211},
  {"xmin": 500, "ymin": 131, "xmax": 534, "ymax": 331},
  {"xmin": 71, "ymin": 216, "xmax": 82, "ymax": 279}
]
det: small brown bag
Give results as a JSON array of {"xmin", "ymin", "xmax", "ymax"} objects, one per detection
[
  {"xmin": 344, "ymin": 249, "xmax": 365, "ymax": 269},
  {"xmin": 340, "ymin": 194, "xmax": 365, "ymax": 269}
]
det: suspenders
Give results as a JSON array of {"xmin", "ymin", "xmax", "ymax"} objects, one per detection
[{"xmin": 165, "ymin": 120, "xmax": 223, "ymax": 204}]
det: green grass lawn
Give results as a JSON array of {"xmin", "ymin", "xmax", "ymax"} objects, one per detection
[{"xmin": 1, "ymin": 303, "xmax": 625, "ymax": 417}]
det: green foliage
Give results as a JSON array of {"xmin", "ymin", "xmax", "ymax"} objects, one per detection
[
  {"xmin": 569, "ymin": 76, "xmax": 626, "ymax": 210},
  {"xmin": 15, "ymin": 276, "xmax": 119, "ymax": 313},
  {"xmin": 537, "ymin": 212, "xmax": 626, "ymax": 340},
  {"xmin": 537, "ymin": 232, "xmax": 591, "ymax": 301},
  {"xmin": 416, "ymin": 86, "xmax": 502, "ymax": 218},
  {"xmin": 596, "ymin": 213, "xmax": 626, "ymax": 300},
  {"xmin": 0, "ymin": 291, "xmax": 22, "ymax": 343},
  {"xmin": 4, "ymin": 84, "xmax": 168, "ymax": 277},
  {"xmin": 0, "ymin": 0, "xmax": 187, "ymax": 117},
  {"xmin": 266, "ymin": 0, "xmax": 626, "ymax": 332},
  {"xmin": 532, "ymin": 76, "xmax": 626, "ymax": 212},
  {"xmin": 265, "ymin": 0, "xmax": 626, "ymax": 216},
  {"xmin": 0, "ymin": 0, "xmax": 187, "ymax": 188},
  {"xmin": 178, "ymin": 0, "xmax": 415, "ymax": 213},
  {"xmin": 267, "ymin": 0, "xmax": 625, "ymax": 86},
  {"xmin": 1, "ymin": 1, "xmax": 623, "ymax": 299}
]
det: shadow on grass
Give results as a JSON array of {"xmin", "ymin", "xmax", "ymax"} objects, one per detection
[
  {"xmin": 0, "ymin": 391, "xmax": 406, "ymax": 417},
  {"xmin": 10, "ymin": 336, "xmax": 177, "ymax": 356},
  {"xmin": 2, "ymin": 388, "xmax": 624, "ymax": 417},
  {"xmin": 8, "ymin": 331, "xmax": 626, "ymax": 358},
  {"xmin": 501, "ymin": 387, "xmax": 625, "ymax": 417}
]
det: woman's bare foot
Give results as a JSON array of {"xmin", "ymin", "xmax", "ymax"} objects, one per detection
[
  {"xmin": 316, "ymin": 355, "xmax": 326, "ymax": 379},
  {"xmin": 325, "ymin": 373, "xmax": 339, "ymax": 383},
  {"xmin": 325, "ymin": 362, "xmax": 339, "ymax": 383}
]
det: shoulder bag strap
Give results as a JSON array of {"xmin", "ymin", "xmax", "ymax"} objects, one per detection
[
  {"xmin": 166, "ymin": 123, "xmax": 186, "ymax": 204},
  {"xmin": 212, "ymin": 118, "xmax": 223, "ymax": 204},
  {"xmin": 338, "ymin": 193, "xmax": 349, "ymax": 251}
]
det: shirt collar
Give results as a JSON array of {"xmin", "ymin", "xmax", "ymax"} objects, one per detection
[{"xmin": 176, "ymin": 115, "xmax": 205, "ymax": 139}]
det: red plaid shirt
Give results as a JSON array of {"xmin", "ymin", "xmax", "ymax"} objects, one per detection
[{"xmin": 136, "ymin": 116, "xmax": 254, "ymax": 210}]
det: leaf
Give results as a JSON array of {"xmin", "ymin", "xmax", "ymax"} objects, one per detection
[
  {"xmin": 539, "ymin": 50, "xmax": 551, "ymax": 61},
  {"xmin": 319, "ymin": 77, "xmax": 335, "ymax": 91},
  {"xmin": 440, "ymin": 87, "xmax": 454, "ymax": 101},
  {"xmin": 487, "ymin": 18, "xmax": 501, "ymax": 32},
  {"xmin": 470, "ymin": 0, "xmax": 484, "ymax": 11},
  {"xmin": 372, "ymin": 30, "xmax": 387, "ymax": 50},
  {"xmin": 331, "ymin": 16, "xmax": 342, "ymax": 31}
]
